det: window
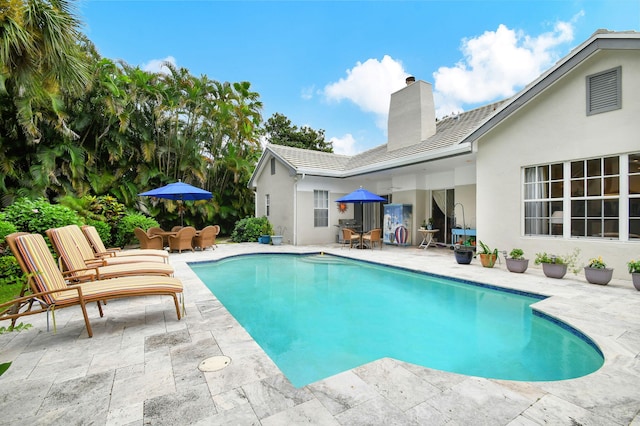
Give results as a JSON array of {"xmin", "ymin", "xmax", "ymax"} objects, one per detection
[
  {"xmin": 265, "ymin": 194, "xmax": 270, "ymax": 217},
  {"xmin": 524, "ymin": 153, "xmax": 640, "ymax": 240},
  {"xmin": 270, "ymin": 158, "xmax": 276, "ymax": 175},
  {"xmin": 630, "ymin": 153, "xmax": 640, "ymax": 239},
  {"xmin": 586, "ymin": 66, "xmax": 621, "ymax": 116},
  {"xmin": 570, "ymin": 157, "xmax": 619, "ymax": 237},
  {"xmin": 314, "ymin": 190, "xmax": 329, "ymax": 227},
  {"xmin": 524, "ymin": 163, "xmax": 564, "ymax": 236}
]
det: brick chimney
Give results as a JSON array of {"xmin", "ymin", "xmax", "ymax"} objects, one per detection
[{"xmin": 387, "ymin": 78, "xmax": 436, "ymax": 151}]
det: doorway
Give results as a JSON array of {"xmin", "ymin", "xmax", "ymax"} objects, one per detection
[{"xmin": 431, "ymin": 189, "xmax": 454, "ymax": 245}]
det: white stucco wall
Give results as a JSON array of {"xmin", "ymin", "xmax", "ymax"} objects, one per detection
[
  {"xmin": 476, "ymin": 49, "xmax": 640, "ymax": 278},
  {"xmin": 253, "ymin": 158, "xmax": 295, "ymax": 243}
]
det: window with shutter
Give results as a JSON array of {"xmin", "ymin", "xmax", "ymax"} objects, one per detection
[{"xmin": 586, "ymin": 66, "xmax": 621, "ymax": 115}]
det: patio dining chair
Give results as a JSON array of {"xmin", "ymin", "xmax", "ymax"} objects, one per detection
[
  {"xmin": 168, "ymin": 226, "xmax": 196, "ymax": 253},
  {"xmin": 46, "ymin": 226, "xmax": 174, "ymax": 282},
  {"xmin": 341, "ymin": 228, "xmax": 361, "ymax": 249},
  {"xmin": 82, "ymin": 225, "xmax": 168, "ymax": 262},
  {"xmin": 192, "ymin": 225, "xmax": 219, "ymax": 251},
  {"xmin": 1, "ymin": 233, "xmax": 183, "ymax": 338},
  {"xmin": 135, "ymin": 227, "xmax": 165, "ymax": 250},
  {"xmin": 362, "ymin": 228, "xmax": 382, "ymax": 249}
]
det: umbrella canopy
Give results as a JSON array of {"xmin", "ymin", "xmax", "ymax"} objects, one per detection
[
  {"xmin": 139, "ymin": 181, "xmax": 212, "ymax": 226},
  {"xmin": 139, "ymin": 181, "xmax": 212, "ymax": 201},
  {"xmin": 336, "ymin": 187, "xmax": 386, "ymax": 204}
]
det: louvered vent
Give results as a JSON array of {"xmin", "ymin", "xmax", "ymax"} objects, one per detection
[{"xmin": 587, "ymin": 67, "xmax": 621, "ymax": 115}]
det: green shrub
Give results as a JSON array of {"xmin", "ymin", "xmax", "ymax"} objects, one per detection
[
  {"xmin": 231, "ymin": 216, "xmax": 271, "ymax": 242},
  {"xmin": 0, "ymin": 220, "xmax": 17, "ymax": 249},
  {"xmin": 0, "ymin": 256, "xmax": 21, "ymax": 280},
  {"xmin": 114, "ymin": 213, "xmax": 160, "ymax": 247},
  {"xmin": 3, "ymin": 198, "xmax": 83, "ymax": 235}
]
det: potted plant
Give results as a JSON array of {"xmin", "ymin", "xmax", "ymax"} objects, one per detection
[
  {"xmin": 505, "ymin": 248, "xmax": 529, "ymax": 273},
  {"xmin": 454, "ymin": 239, "xmax": 474, "ymax": 264},
  {"xmin": 258, "ymin": 220, "xmax": 273, "ymax": 244},
  {"xmin": 534, "ymin": 249, "xmax": 580, "ymax": 279},
  {"xmin": 628, "ymin": 259, "xmax": 640, "ymax": 290},
  {"xmin": 584, "ymin": 256, "xmax": 613, "ymax": 285},
  {"xmin": 476, "ymin": 240, "xmax": 498, "ymax": 268},
  {"xmin": 427, "ymin": 218, "xmax": 434, "ymax": 230}
]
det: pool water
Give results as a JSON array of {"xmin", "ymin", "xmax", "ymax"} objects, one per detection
[{"xmin": 189, "ymin": 253, "xmax": 604, "ymax": 387}]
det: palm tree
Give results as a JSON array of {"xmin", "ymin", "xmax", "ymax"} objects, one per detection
[{"xmin": 0, "ymin": 0, "xmax": 89, "ymax": 141}]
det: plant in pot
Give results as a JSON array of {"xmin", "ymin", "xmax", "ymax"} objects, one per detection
[
  {"xmin": 259, "ymin": 219, "xmax": 273, "ymax": 244},
  {"xmin": 584, "ymin": 256, "xmax": 613, "ymax": 285},
  {"xmin": 476, "ymin": 240, "xmax": 498, "ymax": 268},
  {"xmin": 427, "ymin": 218, "xmax": 434, "ymax": 230},
  {"xmin": 505, "ymin": 248, "xmax": 529, "ymax": 273},
  {"xmin": 454, "ymin": 240, "xmax": 474, "ymax": 264},
  {"xmin": 628, "ymin": 258, "xmax": 640, "ymax": 290},
  {"xmin": 534, "ymin": 249, "xmax": 580, "ymax": 279}
]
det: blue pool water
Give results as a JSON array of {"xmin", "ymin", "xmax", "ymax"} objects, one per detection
[{"xmin": 189, "ymin": 253, "xmax": 604, "ymax": 387}]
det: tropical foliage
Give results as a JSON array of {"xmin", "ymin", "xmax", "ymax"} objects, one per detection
[{"xmin": 0, "ymin": 1, "xmax": 264, "ymax": 233}]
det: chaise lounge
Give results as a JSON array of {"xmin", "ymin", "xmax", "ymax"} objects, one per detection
[
  {"xmin": 46, "ymin": 226, "xmax": 174, "ymax": 282},
  {"xmin": 1, "ymin": 233, "xmax": 183, "ymax": 337},
  {"xmin": 81, "ymin": 225, "xmax": 169, "ymax": 262}
]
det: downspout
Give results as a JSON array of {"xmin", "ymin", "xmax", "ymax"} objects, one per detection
[{"xmin": 293, "ymin": 173, "xmax": 306, "ymax": 245}]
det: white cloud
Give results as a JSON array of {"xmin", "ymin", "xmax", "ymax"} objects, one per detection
[
  {"xmin": 324, "ymin": 55, "xmax": 409, "ymax": 130},
  {"xmin": 301, "ymin": 85, "xmax": 315, "ymax": 100},
  {"xmin": 433, "ymin": 17, "xmax": 579, "ymax": 117},
  {"xmin": 142, "ymin": 56, "xmax": 177, "ymax": 75},
  {"xmin": 330, "ymin": 134, "xmax": 358, "ymax": 156}
]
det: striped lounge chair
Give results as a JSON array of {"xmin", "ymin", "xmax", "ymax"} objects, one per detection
[
  {"xmin": 2, "ymin": 233, "xmax": 183, "ymax": 337},
  {"xmin": 46, "ymin": 227, "xmax": 174, "ymax": 282},
  {"xmin": 81, "ymin": 225, "xmax": 169, "ymax": 262},
  {"xmin": 64, "ymin": 225, "xmax": 166, "ymax": 265}
]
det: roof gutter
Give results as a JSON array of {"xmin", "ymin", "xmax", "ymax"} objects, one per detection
[{"xmin": 294, "ymin": 142, "xmax": 473, "ymax": 178}]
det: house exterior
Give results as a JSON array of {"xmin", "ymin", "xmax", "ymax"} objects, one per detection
[{"xmin": 248, "ymin": 30, "xmax": 640, "ymax": 279}]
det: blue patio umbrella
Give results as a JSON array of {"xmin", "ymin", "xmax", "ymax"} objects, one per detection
[
  {"xmin": 336, "ymin": 187, "xmax": 386, "ymax": 233},
  {"xmin": 139, "ymin": 181, "xmax": 212, "ymax": 225},
  {"xmin": 335, "ymin": 187, "xmax": 386, "ymax": 204}
]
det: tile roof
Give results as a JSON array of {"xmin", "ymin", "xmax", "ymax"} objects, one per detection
[{"xmin": 267, "ymin": 100, "xmax": 507, "ymax": 176}]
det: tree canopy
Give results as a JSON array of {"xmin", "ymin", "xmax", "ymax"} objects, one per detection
[
  {"xmin": 0, "ymin": 0, "xmax": 264, "ymax": 233},
  {"xmin": 263, "ymin": 112, "xmax": 333, "ymax": 152}
]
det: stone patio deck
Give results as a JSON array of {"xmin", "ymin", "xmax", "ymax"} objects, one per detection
[{"xmin": 1, "ymin": 242, "xmax": 639, "ymax": 425}]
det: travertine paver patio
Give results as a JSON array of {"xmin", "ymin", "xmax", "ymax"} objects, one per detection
[{"xmin": 0, "ymin": 242, "xmax": 639, "ymax": 425}]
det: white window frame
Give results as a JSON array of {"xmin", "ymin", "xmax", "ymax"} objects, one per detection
[
  {"xmin": 523, "ymin": 152, "xmax": 639, "ymax": 241},
  {"xmin": 265, "ymin": 194, "xmax": 270, "ymax": 217},
  {"xmin": 313, "ymin": 190, "xmax": 329, "ymax": 227}
]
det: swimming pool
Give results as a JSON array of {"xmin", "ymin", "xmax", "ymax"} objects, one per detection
[{"xmin": 189, "ymin": 253, "xmax": 604, "ymax": 388}]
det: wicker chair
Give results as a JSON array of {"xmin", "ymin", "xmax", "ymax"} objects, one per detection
[
  {"xmin": 362, "ymin": 228, "xmax": 382, "ymax": 249},
  {"xmin": 192, "ymin": 225, "xmax": 219, "ymax": 251},
  {"xmin": 134, "ymin": 227, "xmax": 165, "ymax": 250},
  {"xmin": 171, "ymin": 226, "xmax": 183, "ymax": 232},
  {"xmin": 168, "ymin": 226, "xmax": 196, "ymax": 253},
  {"xmin": 341, "ymin": 228, "xmax": 361, "ymax": 249}
]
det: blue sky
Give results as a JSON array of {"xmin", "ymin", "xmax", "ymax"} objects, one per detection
[{"xmin": 78, "ymin": 1, "xmax": 640, "ymax": 155}]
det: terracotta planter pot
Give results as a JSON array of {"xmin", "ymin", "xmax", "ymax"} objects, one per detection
[
  {"xmin": 584, "ymin": 267, "xmax": 613, "ymax": 285},
  {"xmin": 454, "ymin": 249, "xmax": 473, "ymax": 264},
  {"xmin": 542, "ymin": 263, "xmax": 567, "ymax": 279},
  {"xmin": 632, "ymin": 273, "xmax": 640, "ymax": 291},
  {"xmin": 478, "ymin": 253, "xmax": 497, "ymax": 268},
  {"xmin": 506, "ymin": 258, "xmax": 529, "ymax": 273}
]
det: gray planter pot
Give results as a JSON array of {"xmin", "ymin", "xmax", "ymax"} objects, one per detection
[
  {"xmin": 584, "ymin": 267, "xmax": 613, "ymax": 285},
  {"xmin": 506, "ymin": 258, "xmax": 529, "ymax": 273},
  {"xmin": 270, "ymin": 235, "xmax": 283, "ymax": 245},
  {"xmin": 632, "ymin": 273, "xmax": 640, "ymax": 291},
  {"xmin": 542, "ymin": 263, "xmax": 567, "ymax": 279},
  {"xmin": 454, "ymin": 248, "xmax": 473, "ymax": 264}
]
